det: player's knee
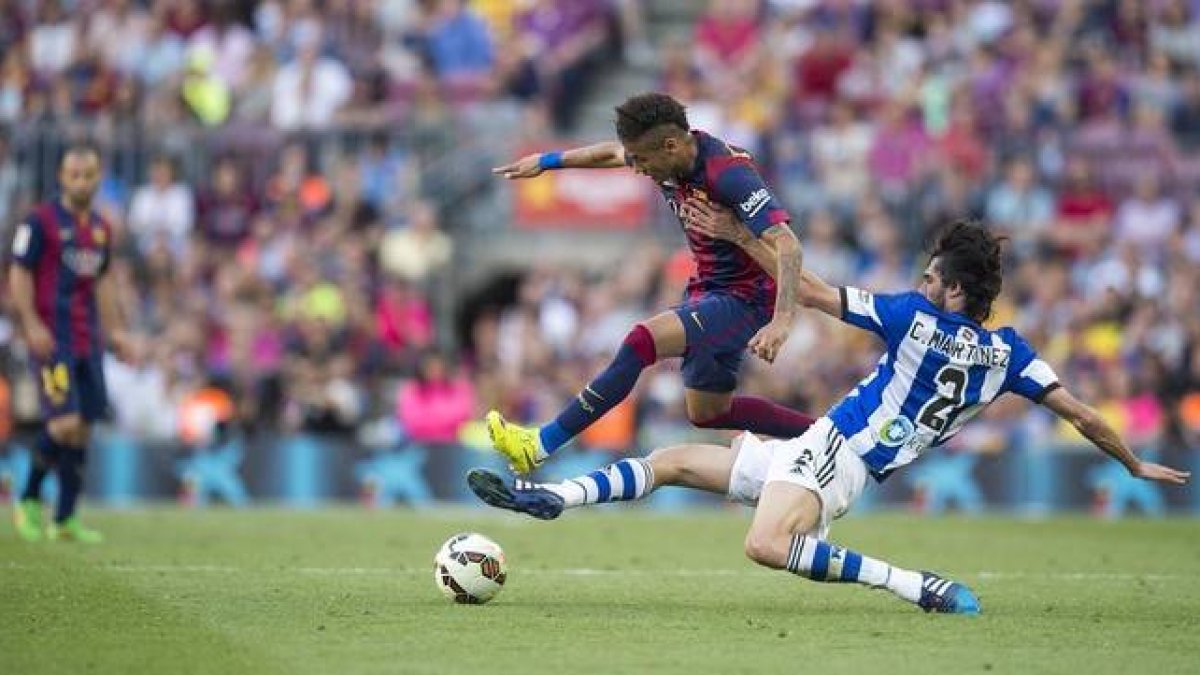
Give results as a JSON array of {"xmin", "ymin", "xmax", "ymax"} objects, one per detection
[
  {"xmin": 688, "ymin": 406, "xmax": 729, "ymax": 428},
  {"xmin": 622, "ymin": 324, "xmax": 657, "ymax": 367},
  {"xmin": 645, "ymin": 446, "xmax": 683, "ymax": 484},
  {"xmin": 743, "ymin": 530, "xmax": 787, "ymax": 569},
  {"xmin": 47, "ymin": 416, "xmax": 85, "ymax": 446}
]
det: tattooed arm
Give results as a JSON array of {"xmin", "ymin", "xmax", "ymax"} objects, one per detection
[{"xmin": 747, "ymin": 223, "xmax": 802, "ymax": 363}]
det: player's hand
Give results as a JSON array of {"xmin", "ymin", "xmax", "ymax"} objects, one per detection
[
  {"xmin": 25, "ymin": 321, "xmax": 55, "ymax": 360},
  {"xmin": 492, "ymin": 154, "xmax": 545, "ymax": 180},
  {"xmin": 1132, "ymin": 461, "xmax": 1191, "ymax": 485},
  {"xmin": 680, "ymin": 198, "xmax": 750, "ymax": 244},
  {"xmin": 109, "ymin": 330, "xmax": 145, "ymax": 366},
  {"xmin": 748, "ymin": 319, "xmax": 791, "ymax": 364}
]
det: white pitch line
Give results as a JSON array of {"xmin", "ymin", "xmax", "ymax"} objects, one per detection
[{"xmin": 1, "ymin": 561, "xmax": 1188, "ymax": 581}]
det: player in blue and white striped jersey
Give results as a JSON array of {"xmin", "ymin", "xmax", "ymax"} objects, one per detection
[{"xmin": 467, "ymin": 220, "xmax": 1189, "ymax": 615}]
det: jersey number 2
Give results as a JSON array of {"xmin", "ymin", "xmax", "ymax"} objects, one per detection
[{"xmin": 917, "ymin": 366, "xmax": 967, "ymax": 433}]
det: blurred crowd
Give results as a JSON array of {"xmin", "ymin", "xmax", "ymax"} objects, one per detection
[
  {"xmin": 0, "ymin": 0, "xmax": 1197, "ymax": 465},
  {"xmin": 0, "ymin": 0, "xmax": 631, "ymax": 133},
  {"xmin": 648, "ymin": 0, "xmax": 1200, "ymax": 455}
]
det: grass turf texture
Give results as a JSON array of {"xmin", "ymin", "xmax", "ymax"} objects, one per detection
[{"xmin": 4, "ymin": 508, "xmax": 1198, "ymax": 675}]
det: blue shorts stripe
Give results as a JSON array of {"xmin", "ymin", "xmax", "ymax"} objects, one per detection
[
  {"xmin": 840, "ymin": 551, "xmax": 862, "ymax": 581},
  {"xmin": 616, "ymin": 460, "xmax": 636, "ymax": 500},
  {"xmin": 810, "ymin": 542, "xmax": 831, "ymax": 581},
  {"xmin": 588, "ymin": 470, "xmax": 611, "ymax": 502}
]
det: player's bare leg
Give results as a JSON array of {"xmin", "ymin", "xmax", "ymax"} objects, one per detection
[
  {"xmin": 745, "ymin": 481, "xmax": 978, "ymax": 615},
  {"xmin": 467, "ymin": 441, "xmax": 739, "ymax": 520},
  {"xmin": 485, "ymin": 311, "xmax": 687, "ymax": 473}
]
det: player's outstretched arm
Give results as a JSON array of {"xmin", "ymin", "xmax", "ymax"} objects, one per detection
[
  {"xmin": 492, "ymin": 141, "xmax": 626, "ymax": 179},
  {"xmin": 1041, "ymin": 387, "xmax": 1190, "ymax": 485}
]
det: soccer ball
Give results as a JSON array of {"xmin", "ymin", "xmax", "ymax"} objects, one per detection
[{"xmin": 433, "ymin": 532, "xmax": 507, "ymax": 604}]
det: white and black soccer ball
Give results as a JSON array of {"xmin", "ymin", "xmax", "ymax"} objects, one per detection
[{"xmin": 433, "ymin": 533, "xmax": 507, "ymax": 604}]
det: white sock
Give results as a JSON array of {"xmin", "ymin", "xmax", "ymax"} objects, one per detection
[
  {"xmin": 786, "ymin": 534, "xmax": 924, "ymax": 604},
  {"xmin": 537, "ymin": 459, "xmax": 655, "ymax": 508}
]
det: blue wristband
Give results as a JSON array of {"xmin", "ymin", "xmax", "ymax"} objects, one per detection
[{"xmin": 538, "ymin": 151, "xmax": 564, "ymax": 170}]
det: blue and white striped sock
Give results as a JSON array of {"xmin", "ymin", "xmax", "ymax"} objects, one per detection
[
  {"xmin": 785, "ymin": 534, "xmax": 922, "ymax": 603},
  {"xmin": 537, "ymin": 459, "xmax": 655, "ymax": 508}
]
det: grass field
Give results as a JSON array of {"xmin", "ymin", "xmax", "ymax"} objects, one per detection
[{"xmin": 3, "ymin": 507, "xmax": 1199, "ymax": 675}]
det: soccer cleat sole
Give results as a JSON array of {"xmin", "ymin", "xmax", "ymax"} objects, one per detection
[{"xmin": 466, "ymin": 468, "xmax": 563, "ymax": 520}]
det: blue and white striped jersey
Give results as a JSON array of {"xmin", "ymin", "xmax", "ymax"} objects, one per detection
[{"xmin": 828, "ymin": 287, "xmax": 1060, "ymax": 481}]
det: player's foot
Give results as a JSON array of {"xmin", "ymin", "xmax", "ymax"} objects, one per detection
[
  {"xmin": 13, "ymin": 499, "xmax": 44, "ymax": 542},
  {"xmin": 46, "ymin": 516, "xmax": 104, "ymax": 544},
  {"xmin": 467, "ymin": 468, "xmax": 564, "ymax": 520},
  {"xmin": 917, "ymin": 571, "xmax": 980, "ymax": 615},
  {"xmin": 485, "ymin": 410, "xmax": 546, "ymax": 474}
]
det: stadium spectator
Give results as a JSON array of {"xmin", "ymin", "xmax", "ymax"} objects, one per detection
[
  {"xmin": 1114, "ymin": 175, "xmax": 1181, "ymax": 257},
  {"xmin": 269, "ymin": 30, "xmax": 353, "ymax": 130},
  {"xmin": 378, "ymin": 200, "xmax": 452, "ymax": 284},
  {"xmin": 127, "ymin": 154, "xmax": 196, "ymax": 257}
]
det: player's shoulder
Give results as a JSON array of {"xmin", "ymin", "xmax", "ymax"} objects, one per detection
[
  {"xmin": 876, "ymin": 289, "xmax": 930, "ymax": 314},
  {"xmin": 698, "ymin": 131, "xmax": 756, "ymax": 173},
  {"xmin": 22, "ymin": 202, "xmax": 57, "ymax": 228},
  {"xmin": 989, "ymin": 325, "xmax": 1036, "ymax": 353}
]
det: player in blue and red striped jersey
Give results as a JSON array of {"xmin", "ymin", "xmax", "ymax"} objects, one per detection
[
  {"xmin": 486, "ymin": 92, "xmax": 814, "ymax": 474},
  {"xmin": 9, "ymin": 142, "xmax": 138, "ymax": 543}
]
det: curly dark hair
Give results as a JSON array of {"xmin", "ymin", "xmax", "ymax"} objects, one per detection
[
  {"xmin": 614, "ymin": 92, "xmax": 690, "ymax": 144},
  {"xmin": 927, "ymin": 219, "xmax": 1006, "ymax": 322}
]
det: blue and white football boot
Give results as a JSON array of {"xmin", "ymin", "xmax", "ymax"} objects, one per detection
[
  {"xmin": 467, "ymin": 468, "xmax": 565, "ymax": 521},
  {"xmin": 918, "ymin": 571, "xmax": 981, "ymax": 616}
]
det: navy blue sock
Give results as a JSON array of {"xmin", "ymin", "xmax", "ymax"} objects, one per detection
[
  {"xmin": 539, "ymin": 325, "xmax": 656, "ymax": 454},
  {"xmin": 21, "ymin": 431, "xmax": 63, "ymax": 502},
  {"xmin": 54, "ymin": 447, "xmax": 85, "ymax": 523}
]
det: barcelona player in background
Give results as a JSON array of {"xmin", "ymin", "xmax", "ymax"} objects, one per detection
[
  {"xmin": 10, "ymin": 142, "xmax": 138, "ymax": 542},
  {"xmin": 487, "ymin": 92, "xmax": 814, "ymax": 475}
]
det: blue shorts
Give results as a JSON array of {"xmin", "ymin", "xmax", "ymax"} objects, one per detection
[
  {"xmin": 32, "ymin": 353, "xmax": 109, "ymax": 423},
  {"xmin": 674, "ymin": 293, "xmax": 772, "ymax": 393}
]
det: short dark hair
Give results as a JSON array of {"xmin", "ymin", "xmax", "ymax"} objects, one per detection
[
  {"xmin": 614, "ymin": 93, "xmax": 690, "ymax": 143},
  {"xmin": 59, "ymin": 140, "xmax": 101, "ymax": 167},
  {"xmin": 928, "ymin": 219, "xmax": 1005, "ymax": 322}
]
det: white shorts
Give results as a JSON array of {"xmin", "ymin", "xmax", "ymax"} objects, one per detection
[{"xmin": 727, "ymin": 417, "xmax": 868, "ymax": 539}]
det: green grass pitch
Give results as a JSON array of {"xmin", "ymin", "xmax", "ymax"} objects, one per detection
[{"xmin": 4, "ymin": 507, "xmax": 1199, "ymax": 675}]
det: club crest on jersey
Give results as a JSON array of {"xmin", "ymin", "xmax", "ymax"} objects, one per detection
[
  {"xmin": 62, "ymin": 248, "xmax": 104, "ymax": 277},
  {"xmin": 878, "ymin": 416, "xmax": 915, "ymax": 447}
]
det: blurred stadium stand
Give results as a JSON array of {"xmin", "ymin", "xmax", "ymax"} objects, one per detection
[{"xmin": 0, "ymin": 0, "xmax": 1196, "ymax": 513}]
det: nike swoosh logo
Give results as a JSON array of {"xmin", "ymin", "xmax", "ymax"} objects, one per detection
[{"xmin": 690, "ymin": 311, "xmax": 704, "ymax": 331}]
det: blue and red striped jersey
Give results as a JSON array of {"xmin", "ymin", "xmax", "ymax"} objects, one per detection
[
  {"xmin": 10, "ymin": 200, "xmax": 111, "ymax": 357},
  {"xmin": 655, "ymin": 130, "xmax": 791, "ymax": 308}
]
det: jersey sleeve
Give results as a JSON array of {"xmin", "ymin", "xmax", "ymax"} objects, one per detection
[
  {"xmin": 10, "ymin": 212, "xmax": 45, "ymax": 269},
  {"xmin": 838, "ymin": 286, "xmax": 919, "ymax": 346},
  {"xmin": 1002, "ymin": 332, "xmax": 1061, "ymax": 402},
  {"xmin": 709, "ymin": 161, "xmax": 790, "ymax": 238}
]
